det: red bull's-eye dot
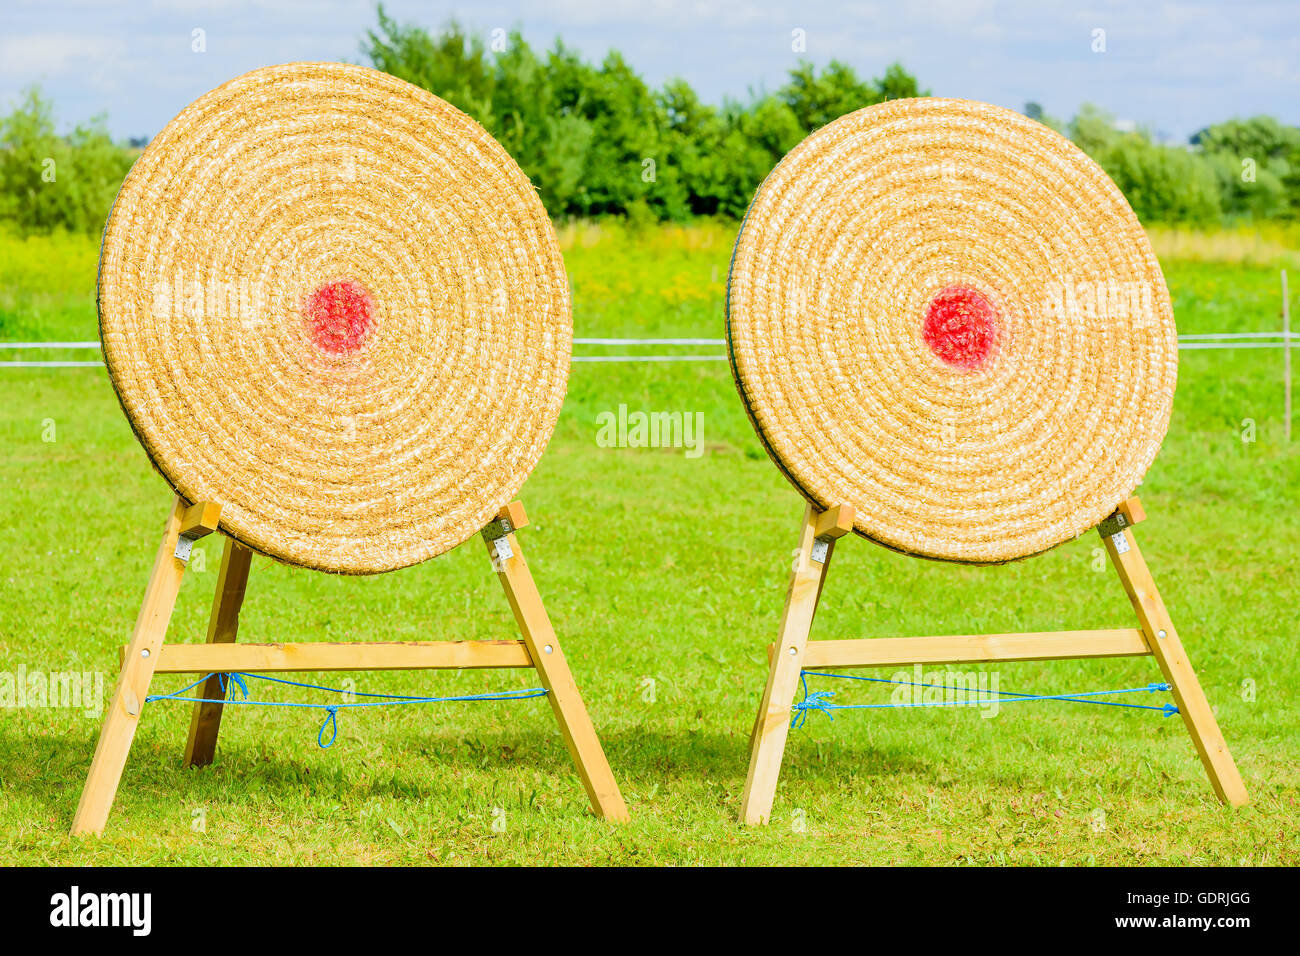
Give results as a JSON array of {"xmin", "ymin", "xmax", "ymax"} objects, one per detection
[
  {"xmin": 304, "ymin": 279, "xmax": 373, "ymax": 356},
  {"xmin": 922, "ymin": 285, "xmax": 1001, "ymax": 370}
]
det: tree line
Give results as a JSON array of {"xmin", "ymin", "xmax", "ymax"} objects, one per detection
[{"xmin": 2, "ymin": 5, "xmax": 1297, "ymax": 234}]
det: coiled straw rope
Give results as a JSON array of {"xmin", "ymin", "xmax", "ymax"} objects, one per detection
[
  {"xmin": 727, "ymin": 98, "xmax": 1177, "ymax": 563},
  {"xmin": 98, "ymin": 63, "xmax": 571, "ymax": 574}
]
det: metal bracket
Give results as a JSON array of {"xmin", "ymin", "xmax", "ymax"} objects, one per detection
[
  {"xmin": 810, "ymin": 538, "xmax": 831, "ymax": 564},
  {"xmin": 1110, "ymin": 531, "xmax": 1130, "ymax": 554},
  {"xmin": 1096, "ymin": 511, "xmax": 1131, "ymax": 538},
  {"xmin": 481, "ymin": 515, "xmax": 515, "ymax": 542},
  {"xmin": 174, "ymin": 536, "xmax": 195, "ymax": 562},
  {"xmin": 483, "ymin": 519, "xmax": 515, "ymax": 572},
  {"xmin": 488, "ymin": 536, "xmax": 514, "ymax": 572}
]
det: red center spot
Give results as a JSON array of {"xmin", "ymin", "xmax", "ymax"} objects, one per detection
[
  {"xmin": 304, "ymin": 279, "xmax": 373, "ymax": 356},
  {"xmin": 922, "ymin": 285, "xmax": 1001, "ymax": 370}
]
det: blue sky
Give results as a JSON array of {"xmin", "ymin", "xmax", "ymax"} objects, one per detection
[{"xmin": 1, "ymin": 0, "xmax": 1297, "ymax": 142}]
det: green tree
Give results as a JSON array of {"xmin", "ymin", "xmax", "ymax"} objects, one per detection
[
  {"xmin": 1065, "ymin": 104, "xmax": 1220, "ymax": 224},
  {"xmin": 1024, "ymin": 101, "xmax": 1065, "ymax": 134},
  {"xmin": 780, "ymin": 59, "xmax": 926, "ymax": 133},
  {"xmin": 1191, "ymin": 116, "xmax": 1298, "ymax": 220},
  {"xmin": 1191, "ymin": 116, "xmax": 1300, "ymax": 164},
  {"xmin": 0, "ymin": 87, "xmax": 63, "ymax": 229},
  {"xmin": 874, "ymin": 61, "xmax": 928, "ymax": 100},
  {"xmin": 491, "ymin": 33, "xmax": 591, "ymax": 214},
  {"xmin": 1283, "ymin": 146, "xmax": 1300, "ymax": 218},
  {"xmin": 713, "ymin": 96, "xmax": 805, "ymax": 217},
  {"xmin": 361, "ymin": 6, "xmax": 493, "ymax": 122},
  {"xmin": 659, "ymin": 79, "xmax": 730, "ymax": 216},
  {"xmin": 1067, "ymin": 102, "xmax": 1120, "ymax": 156},
  {"xmin": 1203, "ymin": 150, "xmax": 1286, "ymax": 219},
  {"xmin": 357, "ymin": 10, "xmax": 930, "ymax": 221},
  {"xmin": 781, "ymin": 60, "xmax": 880, "ymax": 131},
  {"xmin": 0, "ymin": 87, "xmax": 134, "ymax": 233},
  {"xmin": 563, "ymin": 51, "xmax": 687, "ymax": 219},
  {"xmin": 1100, "ymin": 137, "xmax": 1222, "ymax": 224}
]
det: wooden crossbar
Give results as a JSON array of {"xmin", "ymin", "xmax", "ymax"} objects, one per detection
[
  {"xmin": 71, "ymin": 496, "xmax": 628, "ymax": 835},
  {"xmin": 134, "ymin": 640, "xmax": 534, "ymax": 673},
  {"xmin": 800, "ymin": 628, "xmax": 1150, "ymax": 669},
  {"xmin": 740, "ymin": 496, "xmax": 1249, "ymax": 824}
]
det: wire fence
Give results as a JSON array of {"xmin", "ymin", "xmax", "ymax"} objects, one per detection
[
  {"xmin": 4, "ymin": 329, "xmax": 1294, "ymax": 439},
  {"xmin": 0, "ymin": 332, "xmax": 1295, "ymax": 368}
]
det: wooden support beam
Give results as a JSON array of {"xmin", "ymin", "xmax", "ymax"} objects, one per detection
[
  {"xmin": 801, "ymin": 628, "xmax": 1150, "ymax": 669},
  {"xmin": 72, "ymin": 495, "xmax": 190, "ymax": 836},
  {"xmin": 739, "ymin": 496, "xmax": 1248, "ymax": 821},
  {"xmin": 813, "ymin": 503, "xmax": 855, "ymax": 539},
  {"xmin": 183, "ymin": 537, "xmax": 252, "ymax": 767},
  {"xmin": 75, "ymin": 495, "xmax": 628, "ymax": 834},
  {"xmin": 1103, "ymin": 523, "xmax": 1249, "ymax": 806},
  {"xmin": 147, "ymin": 640, "xmax": 535, "ymax": 674},
  {"xmin": 1118, "ymin": 496, "xmax": 1146, "ymax": 526},
  {"xmin": 805, "ymin": 505, "xmax": 852, "ymax": 647},
  {"xmin": 180, "ymin": 500, "xmax": 222, "ymax": 540},
  {"xmin": 485, "ymin": 505, "xmax": 629, "ymax": 822},
  {"xmin": 749, "ymin": 503, "xmax": 852, "ymax": 751},
  {"xmin": 481, "ymin": 500, "xmax": 530, "ymax": 542},
  {"xmin": 741, "ymin": 503, "xmax": 835, "ymax": 825},
  {"xmin": 498, "ymin": 500, "xmax": 528, "ymax": 531},
  {"xmin": 1099, "ymin": 496, "xmax": 1147, "ymax": 537}
]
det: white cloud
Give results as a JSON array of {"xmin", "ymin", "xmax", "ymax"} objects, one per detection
[
  {"xmin": 0, "ymin": 0, "xmax": 1294, "ymax": 140},
  {"xmin": 0, "ymin": 33, "xmax": 125, "ymax": 78}
]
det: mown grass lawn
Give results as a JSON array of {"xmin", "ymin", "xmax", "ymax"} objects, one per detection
[{"xmin": 1, "ymin": 222, "xmax": 1296, "ymax": 865}]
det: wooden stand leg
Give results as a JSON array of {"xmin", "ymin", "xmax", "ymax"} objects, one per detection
[
  {"xmin": 483, "ymin": 504, "xmax": 629, "ymax": 822},
  {"xmin": 740, "ymin": 503, "xmax": 852, "ymax": 825},
  {"xmin": 71, "ymin": 497, "xmax": 191, "ymax": 836},
  {"xmin": 1103, "ymin": 523, "xmax": 1249, "ymax": 806},
  {"xmin": 183, "ymin": 537, "xmax": 252, "ymax": 767}
]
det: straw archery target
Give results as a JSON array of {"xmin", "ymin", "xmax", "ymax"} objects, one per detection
[
  {"xmin": 98, "ymin": 63, "xmax": 571, "ymax": 574},
  {"xmin": 727, "ymin": 98, "xmax": 1177, "ymax": 563}
]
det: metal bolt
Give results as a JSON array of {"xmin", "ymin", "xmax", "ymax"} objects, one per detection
[
  {"xmin": 788, "ymin": 647, "xmax": 797, "ymax": 656},
  {"xmin": 141, "ymin": 649, "xmax": 150, "ymax": 658},
  {"xmin": 1157, "ymin": 629, "xmax": 1167, "ymax": 639},
  {"xmin": 543, "ymin": 645, "xmax": 554, "ymax": 655}
]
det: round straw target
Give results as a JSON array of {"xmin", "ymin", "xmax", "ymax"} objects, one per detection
[
  {"xmin": 727, "ymin": 98, "xmax": 1177, "ymax": 563},
  {"xmin": 98, "ymin": 63, "xmax": 571, "ymax": 574}
]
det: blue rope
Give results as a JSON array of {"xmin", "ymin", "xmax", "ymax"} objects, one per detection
[
  {"xmin": 790, "ymin": 671, "xmax": 1178, "ymax": 729},
  {"xmin": 320, "ymin": 705, "xmax": 339, "ymax": 748},
  {"xmin": 145, "ymin": 672, "xmax": 549, "ymax": 749},
  {"xmin": 219, "ymin": 671, "xmax": 247, "ymax": 700}
]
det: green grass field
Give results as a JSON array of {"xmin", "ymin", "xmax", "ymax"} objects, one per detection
[{"xmin": 1, "ymin": 221, "xmax": 1297, "ymax": 865}]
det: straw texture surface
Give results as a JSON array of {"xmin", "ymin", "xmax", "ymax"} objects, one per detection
[
  {"xmin": 727, "ymin": 98, "xmax": 1177, "ymax": 563},
  {"xmin": 98, "ymin": 63, "xmax": 570, "ymax": 574}
]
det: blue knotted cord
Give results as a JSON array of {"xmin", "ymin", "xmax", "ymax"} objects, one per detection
[
  {"xmin": 790, "ymin": 670, "xmax": 1178, "ymax": 728},
  {"xmin": 319, "ymin": 705, "xmax": 339, "ymax": 749},
  {"xmin": 218, "ymin": 671, "xmax": 248, "ymax": 700},
  {"xmin": 145, "ymin": 672, "xmax": 549, "ymax": 749}
]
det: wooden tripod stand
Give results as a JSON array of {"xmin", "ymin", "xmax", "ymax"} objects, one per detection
[
  {"xmin": 71, "ymin": 496, "xmax": 628, "ymax": 835},
  {"xmin": 740, "ymin": 496, "xmax": 1248, "ymax": 824}
]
